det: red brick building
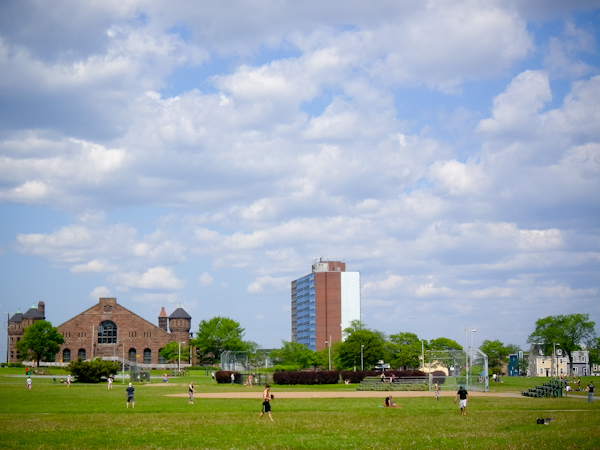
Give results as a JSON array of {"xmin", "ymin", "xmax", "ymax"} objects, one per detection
[{"xmin": 8, "ymin": 297, "xmax": 191, "ymax": 367}]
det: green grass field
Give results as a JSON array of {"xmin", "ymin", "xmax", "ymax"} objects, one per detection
[{"xmin": 1, "ymin": 371, "xmax": 599, "ymax": 449}]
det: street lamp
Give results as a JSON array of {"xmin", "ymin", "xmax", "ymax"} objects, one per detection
[
  {"xmin": 325, "ymin": 336, "xmax": 331, "ymax": 371},
  {"xmin": 114, "ymin": 339, "xmax": 124, "ymax": 384},
  {"xmin": 471, "ymin": 329, "xmax": 477, "ymax": 368},
  {"xmin": 553, "ymin": 343, "xmax": 560, "ymax": 378},
  {"xmin": 464, "ymin": 329, "xmax": 469, "ymax": 387},
  {"xmin": 4, "ymin": 312, "xmax": 10, "ymax": 364},
  {"xmin": 178, "ymin": 341, "xmax": 186, "ymax": 374},
  {"xmin": 361, "ymin": 345, "xmax": 364, "ymax": 371}
]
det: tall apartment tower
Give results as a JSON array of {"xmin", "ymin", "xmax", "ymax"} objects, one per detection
[{"xmin": 291, "ymin": 259, "xmax": 361, "ymax": 351}]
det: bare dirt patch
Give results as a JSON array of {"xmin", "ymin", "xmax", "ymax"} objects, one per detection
[{"xmin": 166, "ymin": 390, "xmax": 523, "ymax": 399}]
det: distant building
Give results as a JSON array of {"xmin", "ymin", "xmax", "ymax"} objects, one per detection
[
  {"xmin": 8, "ymin": 297, "xmax": 191, "ymax": 367},
  {"xmin": 569, "ymin": 350, "xmax": 590, "ymax": 376},
  {"xmin": 7, "ymin": 302, "xmax": 46, "ymax": 363},
  {"xmin": 291, "ymin": 259, "xmax": 360, "ymax": 351},
  {"xmin": 528, "ymin": 344, "xmax": 569, "ymax": 377},
  {"xmin": 507, "ymin": 354, "xmax": 519, "ymax": 376}
]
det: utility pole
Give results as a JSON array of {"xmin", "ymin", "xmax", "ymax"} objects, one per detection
[{"xmin": 4, "ymin": 313, "xmax": 10, "ymax": 364}]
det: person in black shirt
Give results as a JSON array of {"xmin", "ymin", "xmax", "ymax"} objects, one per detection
[
  {"xmin": 586, "ymin": 382, "xmax": 594, "ymax": 403},
  {"xmin": 454, "ymin": 385, "xmax": 468, "ymax": 415},
  {"xmin": 126, "ymin": 383, "xmax": 135, "ymax": 408}
]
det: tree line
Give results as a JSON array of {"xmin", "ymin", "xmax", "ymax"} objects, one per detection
[{"xmin": 13, "ymin": 313, "xmax": 599, "ymax": 373}]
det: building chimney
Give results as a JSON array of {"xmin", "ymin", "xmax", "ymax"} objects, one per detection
[{"xmin": 37, "ymin": 301, "xmax": 45, "ymax": 317}]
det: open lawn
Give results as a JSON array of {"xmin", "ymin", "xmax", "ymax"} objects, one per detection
[{"xmin": 1, "ymin": 372, "xmax": 598, "ymax": 449}]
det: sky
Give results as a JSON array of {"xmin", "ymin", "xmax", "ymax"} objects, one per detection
[{"xmin": 1, "ymin": 0, "xmax": 600, "ymax": 361}]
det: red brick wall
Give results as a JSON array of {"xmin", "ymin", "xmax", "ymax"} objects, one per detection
[
  {"xmin": 314, "ymin": 272, "xmax": 342, "ymax": 351},
  {"xmin": 55, "ymin": 298, "xmax": 188, "ymax": 365}
]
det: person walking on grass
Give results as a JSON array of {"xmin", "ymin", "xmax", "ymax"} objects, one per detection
[
  {"xmin": 259, "ymin": 384, "xmax": 274, "ymax": 422},
  {"xmin": 126, "ymin": 383, "xmax": 135, "ymax": 408},
  {"xmin": 455, "ymin": 385, "xmax": 468, "ymax": 416},
  {"xmin": 434, "ymin": 382, "xmax": 440, "ymax": 401},
  {"xmin": 586, "ymin": 382, "xmax": 594, "ymax": 403},
  {"xmin": 108, "ymin": 375, "xmax": 113, "ymax": 390},
  {"xmin": 26, "ymin": 376, "xmax": 32, "ymax": 390},
  {"xmin": 189, "ymin": 381, "xmax": 195, "ymax": 404}
]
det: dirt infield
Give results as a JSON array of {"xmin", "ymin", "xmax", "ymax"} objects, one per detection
[{"xmin": 166, "ymin": 390, "xmax": 524, "ymax": 399}]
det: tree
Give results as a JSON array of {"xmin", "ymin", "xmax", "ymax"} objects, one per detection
[
  {"xmin": 269, "ymin": 341, "xmax": 317, "ymax": 369},
  {"xmin": 428, "ymin": 337, "xmax": 463, "ymax": 371},
  {"xmin": 67, "ymin": 358, "xmax": 121, "ymax": 383},
  {"xmin": 159, "ymin": 341, "xmax": 190, "ymax": 362},
  {"xmin": 15, "ymin": 320, "xmax": 64, "ymax": 366},
  {"xmin": 190, "ymin": 316, "xmax": 252, "ymax": 365},
  {"xmin": 589, "ymin": 337, "xmax": 600, "ymax": 367},
  {"xmin": 527, "ymin": 313, "xmax": 597, "ymax": 364},
  {"xmin": 386, "ymin": 332, "xmax": 422, "ymax": 370},
  {"xmin": 343, "ymin": 319, "xmax": 367, "ymax": 335},
  {"xmin": 479, "ymin": 340, "xmax": 509, "ymax": 369},
  {"xmin": 429, "ymin": 337, "xmax": 463, "ymax": 352},
  {"xmin": 337, "ymin": 330, "xmax": 384, "ymax": 370},
  {"xmin": 343, "ymin": 320, "xmax": 386, "ymax": 343}
]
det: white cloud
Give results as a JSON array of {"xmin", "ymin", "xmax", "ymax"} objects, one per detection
[
  {"xmin": 544, "ymin": 21, "xmax": 597, "ymax": 79},
  {"xmin": 199, "ymin": 272, "xmax": 214, "ymax": 287},
  {"xmin": 71, "ymin": 259, "xmax": 118, "ymax": 273},
  {"xmin": 110, "ymin": 267, "xmax": 184, "ymax": 290},
  {"xmin": 477, "ymin": 70, "xmax": 552, "ymax": 137},
  {"xmin": 89, "ymin": 286, "xmax": 112, "ymax": 301},
  {"xmin": 131, "ymin": 293, "xmax": 181, "ymax": 304},
  {"xmin": 247, "ymin": 276, "xmax": 289, "ymax": 294}
]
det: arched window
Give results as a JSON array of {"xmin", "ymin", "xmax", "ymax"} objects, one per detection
[
  {"xmin": 143, "ymin": 348, "xmax": 151, "ymax": 364},
  {"xmin": 63, "ymin": 349, "xmax": 71, "ymax": 363},
  {"xmin": 128, "ymin": 348, "xmax": 137, "ymax": 362},
  {"xmin": 97, "ymin": 320, "xmax": 117, "ymax": 344},
  {"xmin": 78, "ymin": 349, "xmax": 86, "ymax": 360},
  {"xmin": 158, "ymin": 349, "xmax": 166, "ymax": 364}
]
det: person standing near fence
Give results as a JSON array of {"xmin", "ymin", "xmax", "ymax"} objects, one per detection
[{"xmin": 434, "ymin": 382, "xmax": 439, "ymax": 401}]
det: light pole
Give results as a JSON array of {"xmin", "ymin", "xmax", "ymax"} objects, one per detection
[
  {"xmin": 464, "ymin": 329, "xmax": 469, "ymax": 387},
  {"xmin": 178, "ymin": 341, "xmax": 186, "ymax": 374},
  {"xmin": 361, "ymin": 345, "xmax": 364, "ymax": 371},
  {"xmin": 553, "ymin": 342, "xmax": 560, "ymax": 378},
  {"xmin": 114, "ymin": 339, "xmax": 124, "ymax": 384},
  {"xmin": 471, "ymin": 329, "xmax": 477, "ymax": 369},
  {"xmin": 4, "ymin": 312, "xmax": 10, "ymax": 364},
  {"xmin": 325, "ymin": 336, "xmax": 331, "ymax": 371}
]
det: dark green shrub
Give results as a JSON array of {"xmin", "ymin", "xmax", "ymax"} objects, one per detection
[
  {"xmin": 273, "ymin": 370, "xmax": 340, "ymax": 385},
  {"xmin": 215, "ymin": 371, "xmax": 238, "ymax": 383},
  {"xmin": 67, "ymin": 358, "xmax": 121, "ymax": 383}
]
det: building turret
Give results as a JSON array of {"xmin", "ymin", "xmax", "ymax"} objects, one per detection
[
  {"xmin": 158, "ymin": 307, "xmax": 168, "ymax": 332},
  {"xmin": 168, "ymin": 304, "xmax": 191, "ymax": 344}
]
